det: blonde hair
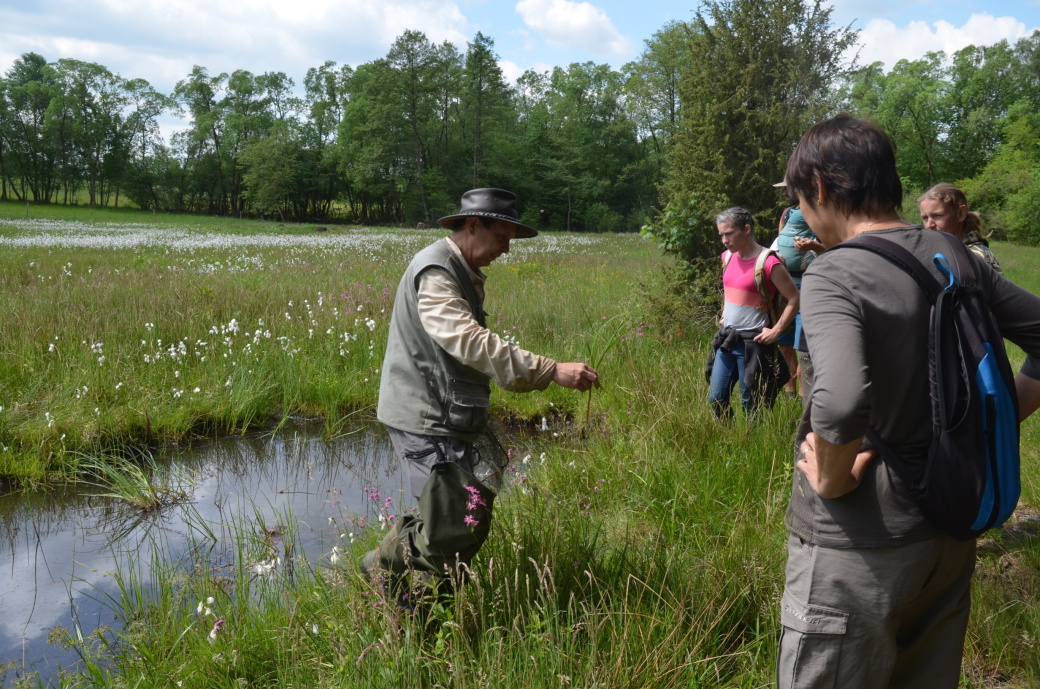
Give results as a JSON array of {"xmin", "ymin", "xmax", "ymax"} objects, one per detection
[{"xmin": 918, "ymin": 183, "xmax": 984, "ymax": 236}]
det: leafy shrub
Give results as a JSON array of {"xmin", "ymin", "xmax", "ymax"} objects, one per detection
[
  {"xmin": 637, "ymin": 257, "xmax": 722, "ymax": 342},
  {"xmin": 639, "ymin": 198, "xmax": 717, "ymax": 263},
  {"xmin": 583, "ymin": 202, "xmax": 624, "ymax": 233},
  {"xmin": 1002, "ymin": 171, "xmax": 1040, "ymax": 245}
]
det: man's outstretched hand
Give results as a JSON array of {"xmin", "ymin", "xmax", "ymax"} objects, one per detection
[{"xmin": 553, "ymin": 363, "xmax": 600, "ymax": 392}]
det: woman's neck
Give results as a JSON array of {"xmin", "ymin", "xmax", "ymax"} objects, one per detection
[
  {"xmin": 844, "ymin": 213, "xmax": 908, "ymax": 241},
  {"xmin": 735, "ymin": 240, "xmax": 761, "ymax": 260}
]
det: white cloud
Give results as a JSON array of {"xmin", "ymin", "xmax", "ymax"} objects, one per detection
[
  {"xmin": 498, "ymin": 59, "xmax": 527, "ymax": 84},
  {"xmin": 498, "ymin": 58, "xmax": 554, "ymax": 84},
  {"xmin": 855, "ymin": 13, "xmax": 1034, "ymax": 68},
  {"xmin": 1, "ymin": 0, "xmax": 474, "ymax": 94},
  {"xmin": 94, "ymin": 0, "xmax": 471, "ymax": 48},
  {"xmin": 514, "ymin": 0, "xmax": 632, "ymax": 59}
]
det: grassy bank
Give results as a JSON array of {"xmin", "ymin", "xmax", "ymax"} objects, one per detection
[{"xmin": 1, "ymin": 202, "xmax": 1038, "ymax": 687}]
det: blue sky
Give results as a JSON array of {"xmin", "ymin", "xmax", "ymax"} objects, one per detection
[{"xmin": 1, "ymin": 0, "xmax": 1038, "ymax": 98}]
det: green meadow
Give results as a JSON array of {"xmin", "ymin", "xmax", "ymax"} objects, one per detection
[{"xmin": 1, "ymin": 201, "xmax": 1039, "ymax": 687}]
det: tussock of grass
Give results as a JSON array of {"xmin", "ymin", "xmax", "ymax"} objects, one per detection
[{"xmin": 74, "ymin": 451, "xmax": 193, "ymax": 511}]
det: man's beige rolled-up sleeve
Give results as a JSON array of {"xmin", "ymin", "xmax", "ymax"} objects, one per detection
[{"xmin": 417, "ymin": 269, "xmax": 557, "ymax": 392}]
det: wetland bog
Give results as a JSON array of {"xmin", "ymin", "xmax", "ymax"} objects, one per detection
[{"xmin": 1, "ymin": 203, "xmax": 1038, "ymax": 687}]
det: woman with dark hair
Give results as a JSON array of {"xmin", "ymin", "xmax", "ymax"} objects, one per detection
[
  {"xmin": 918, "ymin": 182, "xmax": 1001, "ymax": 273},
  {"xmin": 776, "ymin": 114, "xmax": 1040, "ymax": 688}
]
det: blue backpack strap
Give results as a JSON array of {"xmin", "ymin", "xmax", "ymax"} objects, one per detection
[{"xmin": 931, "ymin": 230, "xmax": 979, "ymax": 290}]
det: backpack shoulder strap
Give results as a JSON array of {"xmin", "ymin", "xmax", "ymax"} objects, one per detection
[
  {"xmin": 753, "ymin": 247, "xmax": 778, "ymax": 304},
  {"xmin": 831, "ymin": 234, "xmax": 941, "ymax": 302},
  {"xmin": 932, "ymin": 230, "xmax": 980, "ymax": 290}
]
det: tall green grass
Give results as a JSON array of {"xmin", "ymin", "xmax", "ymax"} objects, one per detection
[
  {"xmin": 2, "ymin": 204, "xmax": 1039, "ymax": 687},
  {"xmin": 0, "ymin": 201, "xmax": 664, "ymax": 484}
]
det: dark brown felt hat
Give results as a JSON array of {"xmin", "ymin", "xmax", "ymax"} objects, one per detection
[{"xmin": 437, "ymin": 188, "xmax": 538, "ymax": 238}]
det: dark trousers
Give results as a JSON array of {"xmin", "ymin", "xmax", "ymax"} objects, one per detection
[{"xmin": 364, "ymin": 427, "xmax": 492, "ymax": 589}]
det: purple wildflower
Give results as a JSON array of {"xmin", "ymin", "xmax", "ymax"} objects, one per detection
[{"xmin": 464, "ymin": 485, "xmax": 486, "ymax": 511}]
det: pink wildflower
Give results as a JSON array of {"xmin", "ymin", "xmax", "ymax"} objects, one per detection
[
  {"xmin": 464, "ymin": 515, "xmax": 480, "ymax": 528},
  {"xmin": 464, "ymin": 485, "xmax": 486, "ymax": 511},
  {"xmin": 208, "ymin": 618, "xmax": 225, "ymax": 644}
]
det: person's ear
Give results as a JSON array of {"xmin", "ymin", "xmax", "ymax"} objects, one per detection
[
  {"xmin": 956, "ymin": 205, "xmax": 968, "ymax": 223},
  {"xmin": 815, "ymin": 175, "xmax": 829, "ymax": 207}
]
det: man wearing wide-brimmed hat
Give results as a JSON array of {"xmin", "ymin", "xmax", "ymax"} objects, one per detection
[{"xmin": 364, "ymin": 188, "xmax": 599, "ymax": 601}]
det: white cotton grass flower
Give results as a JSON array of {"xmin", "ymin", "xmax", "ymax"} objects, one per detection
[{"xmin": 252, "ymin": 558, "xmax": 280, "ymax": 577}]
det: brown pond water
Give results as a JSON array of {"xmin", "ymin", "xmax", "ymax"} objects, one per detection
[{"xmin": 0, "ymin": 423, "xmax": 405, "ymax": 686}]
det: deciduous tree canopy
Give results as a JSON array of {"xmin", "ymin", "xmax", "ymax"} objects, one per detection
[{"xmin": 1, "ymin": 17, "xmax": 1038, "ymax": 241}]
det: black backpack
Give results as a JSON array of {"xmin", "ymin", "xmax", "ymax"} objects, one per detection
[{"xmin": 834, "ymin": 232, "xmax": 1020, "ymax": 540}]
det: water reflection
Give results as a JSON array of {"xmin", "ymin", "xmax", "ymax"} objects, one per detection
[{"xmin": 0, "ymin": 423, "xmax": 402, "ymax": 686}]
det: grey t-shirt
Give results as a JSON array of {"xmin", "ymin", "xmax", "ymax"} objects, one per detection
[{"xmin": 786, "ymin": 226, "xmax": 1040, "ymax": 547}]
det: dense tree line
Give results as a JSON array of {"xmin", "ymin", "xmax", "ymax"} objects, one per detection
[
  {"xmin": 1, "ymin": 1, "xmax": 1038, "ymax": 240},
  {"xmin": 0, "ymin": 32, "xmax": 659, "ymax": 231}
]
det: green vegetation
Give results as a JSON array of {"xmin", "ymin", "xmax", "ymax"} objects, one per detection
[
  {"xmin": 0, "ymin": 34, "xmax": 655, "ymax": 232},
  {"xmin": 659, "ymin": 0, "xmax": 857, "ymax": 253},
  {"xmin": 1, "ymin": 205, "xmax": 1038, "ymax": 687},
  {"xmin": 74, "ymin": 450, "xmax": 192, "ymax": 511},
  {"xmin": 841, "ymin": 38, "xmax": 1040, "ymax": 244},
  {"xmin": 0, "ymin": 201, "xmax": 664, "ymax": 484}
]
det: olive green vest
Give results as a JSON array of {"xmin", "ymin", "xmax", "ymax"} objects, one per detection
[{"xmin": 377, "ymin": 239, "xmax": 491, "ymax": 442}]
